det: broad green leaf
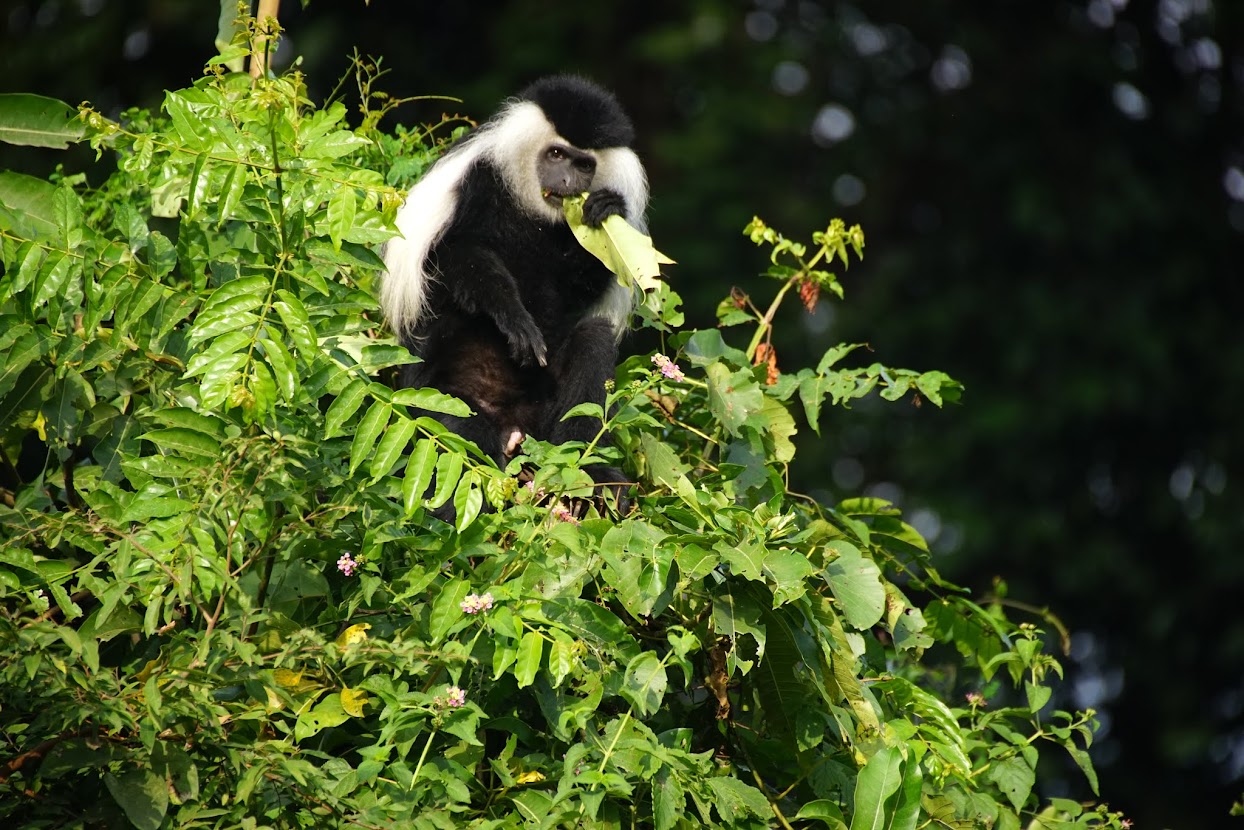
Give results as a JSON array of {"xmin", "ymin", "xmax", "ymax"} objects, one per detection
[
  {"xmin": 0, "ymin": 329, "xmax": 54, "ymax": 399},
  {"xmin": 637, "ymin": 432, "xmax": 689, "ymax": 485},
  {"xmin": 1065, "ymin": 745, "xmax": 1099, "ymax": 796},
  {"xmin": 273, "ymin": 290, "xmax": 319, "ymax": 354},
  {"xmin": 849, "ymin": 746, "xmax": 903, "ymax": 830},
  {"xmin": 357, "ymin": 343, "xmax": 421, "ymax": 372},
  {"xmin": 1025, "ymin": 681, "xmax": 1052, "ymax": 713},
  {"xmin": 514, "ymin": 629, "xmax": 543, "ymax": 688},
  {"xmin": 536, "ymin": 598, "xmax": 635, "ymax": 657},
  {"xmin": 121, "ymin": 495, "xmax": 194, "ymax": 523},
  {"xmin": 8, "ymin": 241, "xmax": 44, "ymax": 295},
  {"xmin": 52, "ymin": 185, "xmax": 84, "ymax": 248},
  {"xmin": 428, "ymin": 579, "xmax": 471, "ymax": 644},
  {"xmin": 402, "ymin": 439, "xmax": 437, "ymax": 514},
  {"xmin": 759, "ymin": 395, "xmax": 797, "ymax": 463},
  {"xmin": 763, "ymin": 548, "xmax": 816, "ymax": 606},
  {"xmin": 327, "ymin": 185, "xmax": 356, "ymax": 251},
  {"xmin": 369, "ymin": 414, "xmax": 417, "ymax": 482},
  {"xmin": 390, "ymin": 386, "xmax": 472, "ymax": 417},
  {"xmin": 140, "ymin": 428, "xmax": 223, "ymax": 459},
  {"xmin": 163, "ymin": 91, "xmax": 209, "ymax": 150},
  {"xmin": 302, "ymin": 129, "xmax": 371, "ymax": 160},
  {"xmin": 262, "ymin": 336, "xmax": 298, "ymax": 401},
  {"xmin": 453, "ymin": 471, "xmax": 484, "ymax": 532},
  {"xmin": 349, "ymin": 401, "xmax": 390, "ymax": 474},
  {"xmin": 202, "ymin": 276, "xmax": 269, "ymax": 313},
  {"xmin": 32, "ymin": 251, "xmax": 74, "ymax": 309},
  {"xmin": 717, "ymin": 540, "xmax": 766, "ymax": 581},
  {"xmin": 705, "ymin": 362, "xmax": 764, "ymax": 437},
  {"xmin": 711, "ymin": 585, "xmax": 765, "ymax": 675},
  {"xmin": 324, "ymin": 378, "xmax": 368, "ymax": 438},
  {"xmin": 104, "ymin": 769, "xmax": 168, "ymax": 830},
  {"xmin": 621, "ymin": 651, "xmax": 668, "ymax": 717},
  {"xmin": 890, "ymin": 753, "xmax": 923, "ymax": 830},
  {"xmin": 705, "ymin": 777, "xmax": 770, "ymax": 823},
  {"xmin": 599, "ymin": 520, "xmax": 672, "ymax": 618},
  {"xmin": 148, "ymin": 408, "xmax": 226, "ymax": 439},
  {"xmin": 989, "ymin": 755, "xmax": 1035, "ymax": 813},
  {"xmin": 294, "ymin": 694, "xmax": 350, "ymax": 741},
  {"xmin": 185, "ymin": 330, "xmax": 250, "ymax": 377},
  {"xmin": 190, "ymin": 308, "xmax": 260, "ymax": 342},
  {"xmin": 652, "ymin": 768, "xmax": 686, "ymax": 830},
  {"xmin": 0, "ymin": 93, "xmax": 84, "ymax": 148},
  {"xmin": 682, "ymin": 328, "xmax": 750, "ymax": 367},
  {"xmin": 217, "ymin": 162, "xmax": 246, "ymax": 222},
  {"xmin": 427, "ymin": 450, "xmax": 464, "ymax": 510},
  {"xmin": 0, "ymin": 170, "xmax": 59, "ymax": 239},
  {"xmin": 824, "ymin": 541, "xmax": 886, "ymax": 630},
  {"xmin": 547, "ymin": 629, "xmax": 576, "ymax": 688},
  {"xmin": 795, "ymin": 800, "xmax": 848, "ymax": 829}
]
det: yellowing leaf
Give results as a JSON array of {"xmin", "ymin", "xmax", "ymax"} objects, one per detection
[
  {"xmin": 515, "ymin": 770, "xmax": 546, "ymax": 784},
  {"xmin": 564, "ymin": 194, "xmax": 674, "ymax": 293},
  {"xmin": 274, "ymin": 668, "xmax": 305, "ymax": 688},
  {"xmin": 335, "ymin": 622, "xmax": 372, "ymax": 648},
  {"xmin": 340, "ymin": 686, "xmax": 369, "ymax": 717}
]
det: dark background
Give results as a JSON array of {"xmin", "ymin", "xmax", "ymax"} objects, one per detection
[{"xmin": 4, "ymin": 1, "xmax": 1242, "ymax": 826}]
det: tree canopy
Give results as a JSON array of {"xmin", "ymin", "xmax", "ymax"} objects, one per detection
[{"xmin": 1, "ymin": 1, "xmax": 1242, "ymax": 826}]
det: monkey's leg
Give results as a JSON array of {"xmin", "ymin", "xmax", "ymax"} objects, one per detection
[
  {"xmin": 544, "ymin": 317, "xmax": 617, "ymax": 445},
  {"xmin": 544, "ymin": 317, "xmax": 630, "ymax": 510}
]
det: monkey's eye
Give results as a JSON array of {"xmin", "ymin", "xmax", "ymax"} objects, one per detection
[{"xmin": 547, "ymin": 146, "xmax": 568, "ymax": 161}]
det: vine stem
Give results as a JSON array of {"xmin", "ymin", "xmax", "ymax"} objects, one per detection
[
  {"xmin": 410, "ymin": 727, "xmax": 437, "ymax": 789},
  {"xmin": 745, "ymin": 276, "xmax": 799, "ymax": 362},
  {"xmin": 596, "ymin": 710, "xmax": 632, "ymax": 777}
]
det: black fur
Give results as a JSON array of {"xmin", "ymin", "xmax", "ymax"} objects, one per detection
[
  {"xmin": 518, "ymin": 75, "xmax": 635, "ymax": 150},
  {"xmin": 396, "ymin": 86, "xmax": 637, "ymax": 515}
]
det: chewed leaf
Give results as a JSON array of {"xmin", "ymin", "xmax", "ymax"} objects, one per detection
[{"xmin": 564, "ymin": 194, "xmax": 674, "ymax": 292}]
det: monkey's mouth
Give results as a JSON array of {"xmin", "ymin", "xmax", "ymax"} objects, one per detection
[{"xmin": 542, "ymin": 188, "xmax": 576, "ymax": 207}]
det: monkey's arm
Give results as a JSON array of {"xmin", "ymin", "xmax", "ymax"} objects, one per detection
[{"xmin": 433, "ymin": 243, "xmax": 549, "ymax": 367}]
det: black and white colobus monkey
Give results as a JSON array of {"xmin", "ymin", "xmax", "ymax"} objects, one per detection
[{"xmin": 380, "ymin": 75, "xmax": 648, "ymax": 506}]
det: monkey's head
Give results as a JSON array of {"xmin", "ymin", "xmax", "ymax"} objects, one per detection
[{"xmin": 485, "ymin": 75, "xmax": 648, "ymax": 225}]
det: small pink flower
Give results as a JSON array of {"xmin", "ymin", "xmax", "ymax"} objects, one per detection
[
  {"xmin": 445, "ymin": 686, "xmax": 466, "ymax": 708},
  {"xmin": 461, "ymin": 592, "xmax": 495, "ymax": 615},
  {"xmin": 965, "ymin": 691, "xmax": 986, "ymax": 708},
  {"xmin": 337, "ymin": 552, "xmax": 359, "ymax": 576},
  {"xmin": 551, "ymin": 504, "xmax": 580, "ymax": 525},
  {"xmin": 651, "ymin": 353, "xmax": 685, "ymax": 382}
]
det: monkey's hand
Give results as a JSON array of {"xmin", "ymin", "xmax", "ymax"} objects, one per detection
[
  {"xmin": 497, "ymin": 307, "xmax": 549, "ymax": 367},
  {"xmin": 582, "ymin": 189, "xmax": 628, "ymax": 228}
]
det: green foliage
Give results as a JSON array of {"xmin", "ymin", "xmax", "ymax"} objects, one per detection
[{"xmin": 0, "ymin": 51, "xmax": 1124, "ymax": 829}]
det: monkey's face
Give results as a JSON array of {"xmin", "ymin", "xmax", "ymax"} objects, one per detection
[{"xmin": 538, "ymin": 143, "xmax": 597, "ymax": 207}]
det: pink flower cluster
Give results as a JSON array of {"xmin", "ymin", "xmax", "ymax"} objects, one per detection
[
  {"xmin": 460, "ymin": 592, "xmax": 495, "ymax": 615},
  {"xmin": 445, "ymin": 686, "xmax": 466, "ymax": 708},
  {"xmin": 337, "ymin": 552, "xmax": 359, "ymax": 576},
  {"xmin": 651, "ymin": 353, "xmax": 685, "ymax": 382},
  {"xmin": 551, "ymin": 504, "xmax": 581, "ymax": 525}
]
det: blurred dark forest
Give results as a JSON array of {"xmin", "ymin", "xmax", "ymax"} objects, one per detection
[{"xmin": 4, "ymin": 0, "xmax": 1243, "ymax": 826}]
